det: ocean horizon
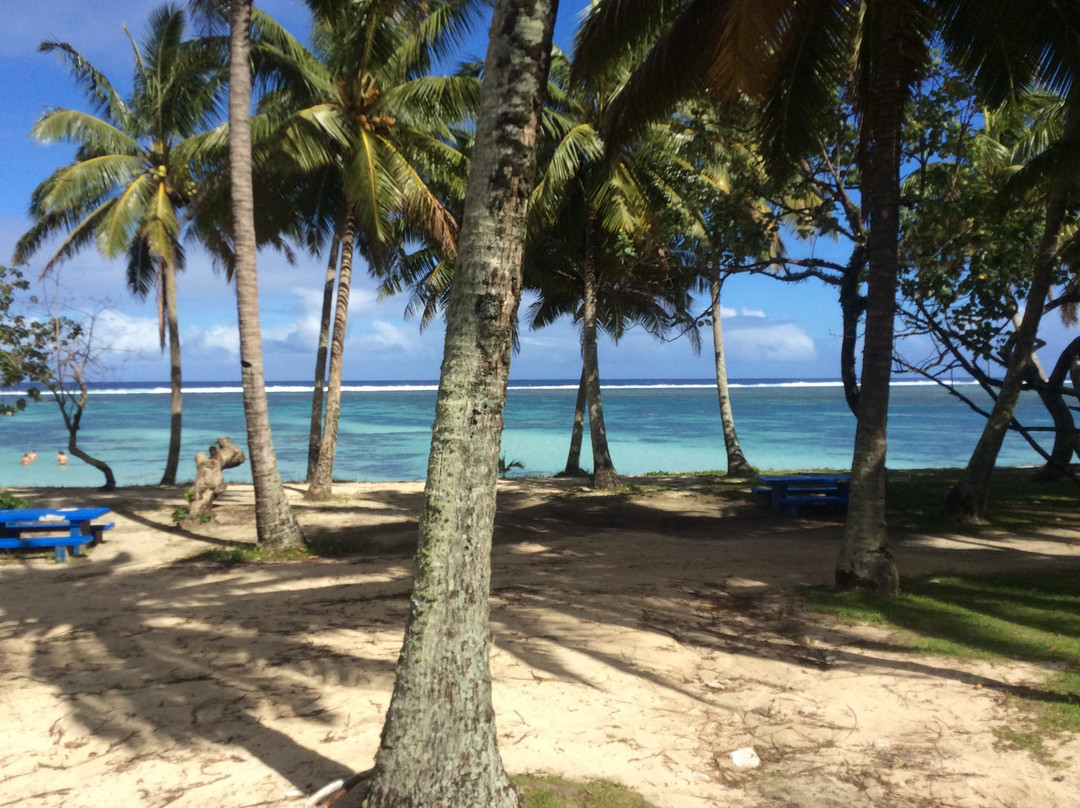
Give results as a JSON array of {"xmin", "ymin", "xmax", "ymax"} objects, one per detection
[{"xmin": 0, "ymin": 377, "xmax": 1054, "ymax": 488}]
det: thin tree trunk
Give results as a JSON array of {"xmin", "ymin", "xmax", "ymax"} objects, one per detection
[
  {"xmin": 710, "ymin": 270, "xmax": 753, "ymax": 476},
  {"xmin": 1024, "ymin": 335, "xmax": 1078, "ymax": 480},
  {"xmin": 160, "ymin": 259, "xmax": 182, "ymax": 485},
  {"xmin": 581, "ymin": 213, "xmax": 620, "ymax": 489},
  {"xmin": 835, "ymin": 7, "xmax": 902, "ymax": 596},
  {"xmin": 840, "ymin": 245, "xmax": 866, "ymax": 417},
  {"xmin": 563, "ymin": 362, "xmax": 588, "ymax": 475},
  {"xmin": 306, "ymin": 213, "xmax": 357, "ymax": 501},
  {"xmin": 307, "ymin": 228, "xmax": 342, "ymax": 482},
  {"xmin": 946, "ymin": 101, "xmax": 1077, "ymax": 517},
  {"xmin": 363, "ymin": 1, "xmax": 556, "ymax": 803},
  {"xmin": 56, "ymin": 388, "xmax": 115, "ymax": 491},
  {"xmin": 227, "ymin": 0, "xmax": 303, "ymax": 550}
]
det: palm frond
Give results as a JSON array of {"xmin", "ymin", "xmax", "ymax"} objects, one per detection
[
  {"xmin": 757, "ymin": 0, "xmax": 853, "ymax": 171},
  {"xmin": 98, "ymin": 173, "xmax": 154, "ymax": 258},
  {"xmin": 35, "ymin": 154, "xmax": 145, "ymax": 213},
  {"xmin": 31, "ymin": 108, "xmax": 139, "ymax": 154},
  {"xmin": 379, "ymin": 75, "xmax": 481, "ymax": 133},
  {"xmin": 344, "ymin": 130, "xmax": 402, "ymax": 268},
  {"xmin": 38, "ymin": 40, "xmax": 132, "ymax": 127}
]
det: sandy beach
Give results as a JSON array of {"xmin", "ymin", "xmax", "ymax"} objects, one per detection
[{"xmin": 1, "ymin": 476, "xmax": 1078, "ymax": 808}]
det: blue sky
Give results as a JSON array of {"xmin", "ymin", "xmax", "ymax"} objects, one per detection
[{"xmin": 0, "ymin": 1, "xmax": 908, "ymax": 382}]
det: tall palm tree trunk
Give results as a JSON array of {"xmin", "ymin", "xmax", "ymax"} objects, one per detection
[
  {"xmin": 160, "ymin": 259, "xmax": 182, "ymax": 485},
  {"xmin": 307, "ymin": 228, "xmax": 342, "ymax": 482},
  {"xmin": 363, "ymin": 1, "xmax": 556, "ymax": 804},
  {"xmin": 227, "ymin": 0, "xmax": 303, "ymax": 550},
  {"xmin": 710, "ymin": 270, "xmax": 753, "ymax": 476},
  {"xmin": 946, "ymin": 100, "xmax": 1077, "ymax": 517},
  {"xmin": 563, "ymin": 363, "xmax": 588, "ymax": 475},
  {"xmin": 836, "ymin": 5, "xmax": 903, "ymax": 596},
  {"xmin": 581, "ymin": 213, "xmax": 620, "ymax": 489},
  {"xmin": 306, "ymin": 212, "xmax": 356, "ymax": 501}
]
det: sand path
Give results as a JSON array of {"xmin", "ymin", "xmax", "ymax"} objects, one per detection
[{"xmin": 1, "ymin": 477, "xmax": 1078, "ymax": 807}]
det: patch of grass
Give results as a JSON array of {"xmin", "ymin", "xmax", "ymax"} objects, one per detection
[
  {"xmin": 0, "ymin": 490, "xmax": 31, "ymax": 509},
  {"xmin": 993, "ymin": 725, "xmax": 1058, "ymax": 765},
  {"xmin": 885, "ymin": 468, "xmax": 1080, "ymax": 532},
  {"xmin": 806, "ymin": 567, "xmax": 1080, "ymax": 759},
  {"xmin": 515, "ymin": 775, "xmax": 657, "ymax": 808}
]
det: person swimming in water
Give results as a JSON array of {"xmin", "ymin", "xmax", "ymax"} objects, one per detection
[{"xmin": 57, "ymin": 450, "xmax": 68, "ymax": 465}]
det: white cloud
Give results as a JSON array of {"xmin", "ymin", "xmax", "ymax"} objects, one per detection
[
  {"xmin": 94, "ymin": 310, "xmax": 163, "ymax": 356},
  {"xmin": 194, "ymin": 324, "xmax": 240, "ymax": 355},
  {"xmin": 741, "ymin": 307, "xmax": 767, "ymax": 318},
  {"xmin": 725, "ymin": 322, "xmax": 816, "ymax": 362}
]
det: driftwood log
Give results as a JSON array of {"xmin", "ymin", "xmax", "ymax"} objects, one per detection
[{"xmin": 187, "ymin": 437, "xmax": 246, "ymax": 521}]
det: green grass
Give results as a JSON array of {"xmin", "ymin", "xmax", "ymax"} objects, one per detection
[
  {"xmin": 181, "ymin": 544, "xmax": 309, "ymax": 565},
  {"xmin": 885, "ymin": 467, "xmax": 1080, "ymax": 532},
  {"xmin": 806, "ymin": 567, "xmax": 1080, "ymax": 761},
  {"xmin": 0, "ymin": 490, "xmax": 31, "ymax": 509},
  {"xmin": 515, "ymin": 775, "xmax": 657, "ymax": 808}
]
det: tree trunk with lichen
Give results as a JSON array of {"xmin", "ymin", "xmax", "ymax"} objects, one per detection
[{"xmin": 361, "ymin": 1, "xmax": 557, "ymax": 805}]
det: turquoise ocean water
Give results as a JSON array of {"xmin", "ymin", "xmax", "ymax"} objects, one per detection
[{"xmin": 0, "ymin": 379, "xmax": 1056, "ymax": 488}]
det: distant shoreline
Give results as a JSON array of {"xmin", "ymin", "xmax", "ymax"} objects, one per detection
[{"xmin": 0, "ymin": 377, "xmax": 979, "ymax": 396}]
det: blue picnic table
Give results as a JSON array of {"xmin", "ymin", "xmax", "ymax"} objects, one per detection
[
  {"xmin": 0, "ymin": 507, "xmax": 114, "ymax": 562},
  {"xmin": 755, "ymin": 474, "xmax": 851, "ymax": 519}
]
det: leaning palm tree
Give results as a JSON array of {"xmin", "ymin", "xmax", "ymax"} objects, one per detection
[
  {"xmin": 220, "ymin": 0, "xmax": 306, "ymax": 549},
  {"xmin": 14, "ymin": 3, "xmax": 225, "ymax": 485},
  {"xmin": 252, "ymin": 0, "xmax": 477, "ymax": 501},
  {"xmin": 576, "ymin": 0, "xmax": 1071, "ymax": 594}
]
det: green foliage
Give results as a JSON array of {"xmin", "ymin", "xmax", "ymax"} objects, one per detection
[
  {"xmin": 236, "ymin": 0, "xmax": 476, "ymax": 298},
  {"xmin": 515, "ymin": 775, "xmax": 657, "ymax": 808},
  {"xmin": 897, "ymin": 61, "xmax": 1071, "ymax": 377},
  {"xmin": 14, "ymin": 6, "xmax": 226, "ymax": 288},
  {"xmin": 806, "ymin": 567, "xmax": 1080, "ymax": 759},
  {"xmin": 0, "ymin": 266, "xmax": 51, "ymax": 417},
  {"xmin": 498, "ymin": 455, "xmax": 525, "ymax": 477},
  {"xmin": 523, "ymin": 49, "xmax": 704, "ymax": 349},
  {"xmin": 172, "ymin": 505, "xmax": 212, "ymax": 524},
  {"xmin": 0, "ymin": 490, "xmax": 32, "ymax": 509}
]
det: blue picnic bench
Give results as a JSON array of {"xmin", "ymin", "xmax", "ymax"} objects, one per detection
[
  {"xmin": 0, "ymin": 507, "xmax": 114, "ymax": 562},
  {"xmin": 755, "ymin": 474, "xmax": 851, "ymax": 519}
]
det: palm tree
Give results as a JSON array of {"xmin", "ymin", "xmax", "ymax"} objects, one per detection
[
  {"xmin": 251, "ymin": 0, "xmax": 476, "ymax": 501},
  {"xmin": 576, "ymin": 0, "xmax": 1070, "ymax": 594},
  {"xmin": 527, "ymin": 49, "xmax": 705, "ymax": 488},
  {"xmin": 14, "ymin": 3, "xmax": 225, "ymax": 485},
  {"xmin": 706, "ymin": 270, "xmax": 754, "ymax": 476},
  {"xmin": 216, "ymin": 0, "xmax": 305, "ymax": 550},
  {"xmin": 361, "ymin": 2, "xmax": 558, "ymax": 804}
]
